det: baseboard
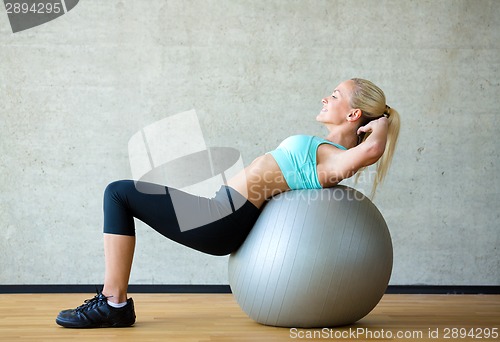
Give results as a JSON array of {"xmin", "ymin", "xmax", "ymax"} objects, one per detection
[
  {"xmin": 0, "ymin": 284, "xmax": 499, "ymax": 294},
  {"xmin": 385, "ymin": 285, "xmax": 500, "ymax": 295},
  {"xmin": 0, "ymin": 284, "xmax": 231, "ymax": 294}
]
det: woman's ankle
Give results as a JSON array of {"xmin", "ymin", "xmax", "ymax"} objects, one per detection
[{"xmin": 102, "ymin": 287, "xmax": 128, "ymax": 303}]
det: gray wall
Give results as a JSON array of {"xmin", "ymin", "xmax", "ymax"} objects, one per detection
[{"xmin": 1, "ymin": 0, "xmax": 499, "ymax": 286}]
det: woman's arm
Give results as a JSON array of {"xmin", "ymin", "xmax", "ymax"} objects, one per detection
[{"xmin": 326, "ymin": 117, "xmax": 389, "ymax": 182}]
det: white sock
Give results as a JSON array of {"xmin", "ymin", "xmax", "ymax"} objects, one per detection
[{"xmin": 107, "ymin": 300, "xmax": 128, "ymax": 308}]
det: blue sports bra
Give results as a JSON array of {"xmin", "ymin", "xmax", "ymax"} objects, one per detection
[{"xmin": 267, "ymin": 135, "xmax": 347, "ymax": 189}]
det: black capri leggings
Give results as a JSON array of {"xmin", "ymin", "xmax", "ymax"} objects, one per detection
[{"xmin": 103, "ymin": 180, "xmax": 260, "ymax": 256}]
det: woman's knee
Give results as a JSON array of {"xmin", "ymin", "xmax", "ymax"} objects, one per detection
[
  {"xmin": 104, "ymin": 180, "xmax": 135, "ymax": 201},
  {"xmin": 103, "ymin": 180, "xmax": 136, "ymax": 236}
]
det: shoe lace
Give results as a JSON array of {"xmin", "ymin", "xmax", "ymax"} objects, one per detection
[{"xmin": 75, "ymin": 287, "xmax": 111, "ymax": 313}]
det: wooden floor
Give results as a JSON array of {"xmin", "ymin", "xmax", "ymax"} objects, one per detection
[{"xmin": 0, "ymin": 294, "xmax": 499, "ymax": 341}]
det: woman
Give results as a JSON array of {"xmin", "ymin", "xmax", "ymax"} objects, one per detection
[{"xmin": 56, "ymin": 78, "xmax": 400, "ymax": 328}]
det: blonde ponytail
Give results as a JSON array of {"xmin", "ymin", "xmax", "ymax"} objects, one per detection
[{"xmin": 350, "ymin": 78, "xmax": 401, "ymax": 198}]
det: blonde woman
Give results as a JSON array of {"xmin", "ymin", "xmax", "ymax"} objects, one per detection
[{"xmin": 56, "ymin": 78, "xmax": 400, "ymax": 328}]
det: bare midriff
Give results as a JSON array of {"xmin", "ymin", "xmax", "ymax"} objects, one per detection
[
  {"xmin": 227, "ymin": 154, "xmax": 290, "ymax": 209},
  {"xmin": 227, "ymin": 144, "xmax": 347, "ymax": 209}
]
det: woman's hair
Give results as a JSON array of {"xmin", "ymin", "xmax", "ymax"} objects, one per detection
[{"xmin": 349, "ymin": 78, "xmax": 401, "ymax": 198}]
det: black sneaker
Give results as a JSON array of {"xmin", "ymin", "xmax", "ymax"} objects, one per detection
[{"xmin": 56, "ymin": 290, "xmax": 136, "ymax": 328}]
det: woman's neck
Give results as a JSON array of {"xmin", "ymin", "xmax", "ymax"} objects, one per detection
[{"xmin": 324, "ymin": 125, "xmax": 359, "ymax": 149}]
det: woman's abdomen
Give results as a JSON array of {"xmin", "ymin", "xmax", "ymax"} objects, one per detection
[{"xmin": 227, "ymin": 154, "xmax": 289, "ymax": 208}]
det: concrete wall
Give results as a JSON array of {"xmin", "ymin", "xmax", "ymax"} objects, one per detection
[{"xmin": 1, "ymin": 0, "xmax": 498, "ymax": 286}]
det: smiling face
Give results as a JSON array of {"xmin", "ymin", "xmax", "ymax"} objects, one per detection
[{"xmin": 316, "ymin": 80, "xmax": 357, "ymax": 125}]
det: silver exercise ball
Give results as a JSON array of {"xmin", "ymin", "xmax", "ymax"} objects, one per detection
[{"xmin": 228, "ymin": 186, "xmax": 393, "ymax": 328}]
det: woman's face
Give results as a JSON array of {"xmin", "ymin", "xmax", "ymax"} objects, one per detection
[{"xmin": 316, "ymin": 80, "xmax": 355, "ymax": 125}]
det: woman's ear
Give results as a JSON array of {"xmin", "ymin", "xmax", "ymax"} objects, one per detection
[{"xmin": 347, "ymin": 108, "xmax": 362, "ymax": 122}]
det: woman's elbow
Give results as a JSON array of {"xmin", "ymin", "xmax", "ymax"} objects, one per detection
[{"xmin": 364, "ymin": 141, "xmax": 386, "ymax": 164}]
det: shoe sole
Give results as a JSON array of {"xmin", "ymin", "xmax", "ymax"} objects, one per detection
[{"xmin": 56, "ymin": 317, "xmax": 135, "ymax": 328}]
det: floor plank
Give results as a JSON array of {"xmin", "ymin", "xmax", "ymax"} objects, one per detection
[{"xmin": 0, "ymin": 294, "xmax": 498, "ymax": 341}]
